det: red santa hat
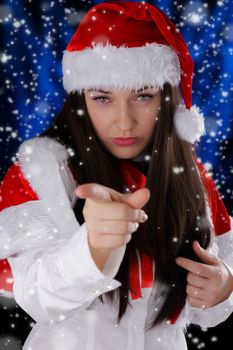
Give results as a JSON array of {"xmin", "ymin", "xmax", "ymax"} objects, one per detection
[{"xmin": 62, "ymin": 1, "xmax": 205, "ymax": 144}]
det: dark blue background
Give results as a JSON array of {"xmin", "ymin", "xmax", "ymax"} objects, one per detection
[{"xmin": 0, "ymin": 0, "xmax": 232, "ymax": 349}]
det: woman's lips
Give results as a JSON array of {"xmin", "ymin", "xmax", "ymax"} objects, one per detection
[{"xmin": 111, "ymin": 137, "xmax": 138, "ymax": 146}]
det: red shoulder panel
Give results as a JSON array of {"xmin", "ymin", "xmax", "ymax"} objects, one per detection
[
  {"xmin": 0, "ymin": 163, "xmax": 39, "ymax": 211},
  {"xmin": 0, "ymin": 163, "xmax": 39, "ymax": 292},
  {"xmin": 195, "ymin": 159, "xmax": 231, "ymax": 236}
]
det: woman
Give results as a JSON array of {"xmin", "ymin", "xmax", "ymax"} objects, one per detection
[{"xmin": 0, "ymin": 1, "xmax": 232, "ymax": 349}]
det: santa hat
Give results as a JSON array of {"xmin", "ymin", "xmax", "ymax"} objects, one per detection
[{"xmin": 62, "ymin": 1, "xmax": 205, "ymax": 144}]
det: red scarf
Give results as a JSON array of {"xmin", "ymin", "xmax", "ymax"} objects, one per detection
[
  {"xmin": 120, "ymin": 159, "xmax": 154, "ymax": 300},
  {"xmin": 120, "ymin": 160, "xmax": 183, "ymax": 324}
]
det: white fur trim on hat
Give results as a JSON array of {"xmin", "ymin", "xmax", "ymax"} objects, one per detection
[
  {"xmin": 62, "ymin": 43, "xmax": 182, "ymax": 93},
  {"xmin": 174, "ymin": 104, "xmax": 206, "ymax": 143}
]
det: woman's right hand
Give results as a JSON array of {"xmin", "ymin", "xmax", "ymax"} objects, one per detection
[{"xmin": 75, "ymin": 184, "xmax": 150, "ymax": 253}]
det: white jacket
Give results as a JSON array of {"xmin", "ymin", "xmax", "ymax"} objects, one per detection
[{"xmin": 0, "ymin": 136, "xmax": 232, "ymax": 350}]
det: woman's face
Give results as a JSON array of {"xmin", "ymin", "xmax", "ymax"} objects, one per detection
[{"xmin": 84, "ymin": 86, "xmax": 161, "ymax": 159}]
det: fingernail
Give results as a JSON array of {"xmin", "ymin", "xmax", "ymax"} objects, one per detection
[{"xmin": 140, "ymin": 211, "xmax": 148, "ymax": 222}]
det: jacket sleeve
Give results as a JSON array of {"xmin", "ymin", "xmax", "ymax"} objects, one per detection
[
  {"xmin": 0, "ymin": 163, "xmax": 125, "ymax": 325},
  {"xmin": 187, "ymin": 160, "xmax": 233, "ymax": 327},
  {"xmin": 0, "ymin": 163, "xmax": 39, "ymax": 293}
]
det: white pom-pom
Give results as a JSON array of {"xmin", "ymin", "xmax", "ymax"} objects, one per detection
[{"xmin": 174, "ymin": 104, "xmax": 206, "ymax": 143}]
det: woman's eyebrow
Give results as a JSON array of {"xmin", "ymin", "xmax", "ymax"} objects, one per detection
[
  {"xmin": 88, "ymin": 89, "xmax": 112, "ymax": 94},
  {"xmin": 87, "ymin": 86, "xmax": 153, "ymax": 94}
]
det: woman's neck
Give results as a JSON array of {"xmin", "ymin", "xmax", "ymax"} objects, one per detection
[
  {"xmin": 130, "ymin": 144, "xmax": 152, "ymax": 175},
  {"xmin": 132, "ymin": 142, "xmax": 152, "ymax": 162}
]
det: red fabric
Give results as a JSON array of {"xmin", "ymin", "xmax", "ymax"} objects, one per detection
[
  {"xmin": 169, "ymin": 304, "xmax": 184, "ymax": 325},
  {"xmin": 195, "ymin": 159, "xmax": 231, "ymax": 235},
  {"xmin": 0, "ymin": 163, "xmax": 39, "ymax": 292},
  {"xmin": 140, "ymin": 251, "xmax": 154, "ymax": 289},
  {"xmin": 120, "ymin": 160, "xmax": 147, "ymax": 192},
  {"xmin": 129, "ymin": 250, "xmax": 142, "ymax": 300},
  {"xmin": 0, "ymin": 259, "xmax": 14, "ymax": 292},
  {"xmin": 67, "ymin": 1, "xmax": 194, "ymax": 109},
  {"xmin": 120, "ymin": 160, "xmax": 154, "ymax": 300},
  {"xmin": 0, "ymin": 163, "xmax": 39, "ymax": 211}
]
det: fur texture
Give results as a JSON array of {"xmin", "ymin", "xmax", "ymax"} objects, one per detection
[
  {"xmin": 174, "ymin": 104, "xmax": 206, "ymax": 143},
  {"xmin": 62, "ymin": 43, "xmax": 181, "ymax": 93},
  {"xmin": 17, "ymin": 137, "xmax": 79, "ymax": 239}
]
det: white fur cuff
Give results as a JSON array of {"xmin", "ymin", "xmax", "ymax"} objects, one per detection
[{"xmin": 174, "ymin": 104, "xmax": 206, "ymax": 143}]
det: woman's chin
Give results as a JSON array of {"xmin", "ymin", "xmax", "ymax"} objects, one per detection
[{"xmin": 109, "ymin": 147, "xmax": 143, "ymax": 160}]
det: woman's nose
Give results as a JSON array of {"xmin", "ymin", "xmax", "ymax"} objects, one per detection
[{"xmin": 116, "ymin": 104, "xmax": 136, "ymax": 131}]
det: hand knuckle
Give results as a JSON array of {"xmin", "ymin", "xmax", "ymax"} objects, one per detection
[
  {"xmin": 187, "ymin": 273, "xmax": 192, "ymax": 283},
  {"xmin": 128, "ymin": 222, "xmax": 138, "ymax": 233},
  {"xmin": 117, "ymin": 222, "xmax": 127, "ymax": 234},
  {"xmin": 101, "ymin": 237, "xmax": 114, "ymax": 250},
  {"xmin": 102, "ymin": 225, "xmax": 108, "ymax": 233},
  {"xmin": 125, "ymin": 222, "xmax": 132, "ymax": 233},
  {"xmin": 87, "ymin": 221, "xmax": 95, "ymax": 232},
  {"xmin": 113, "ymin": 237, "xmax": 126, "ymax": 248}
]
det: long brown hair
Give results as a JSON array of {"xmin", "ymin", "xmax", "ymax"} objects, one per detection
[{"xmin": 40, "ymin": 83, "xmax": 211, "ymax": 329}]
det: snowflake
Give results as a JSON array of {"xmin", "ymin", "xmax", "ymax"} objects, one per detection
[
  {"xmin": 173, "ymin": 166, "xmax": 184, "ymax": 174},
  {"xmin": 77, "ymin": 109, "xmax": 84, "ymax": 116}
]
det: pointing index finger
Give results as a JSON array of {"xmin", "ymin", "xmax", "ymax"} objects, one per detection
[
  {"xmin": 76, "ymin": 183, "xmax": 112, "ymax": 202},
  {"xmin": 175, "ymin": 257, "xmax": 210, "ymax": 278}
]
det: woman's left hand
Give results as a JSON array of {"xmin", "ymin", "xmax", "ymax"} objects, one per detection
[{"xmin": 176, "ymin": 240, "xmax": 233, "ymax": 309}]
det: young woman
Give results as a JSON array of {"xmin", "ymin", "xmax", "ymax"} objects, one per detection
[{"xmin": 0, "ymin": 1, "xmax": 232, "ymax": 349}]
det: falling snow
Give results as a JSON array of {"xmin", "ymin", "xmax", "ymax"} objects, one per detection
[
  {"xmin": 173, "ymin": 166, "xmax": 185, "ymax": 174},
  {"xmin": 0, "ymin": 0, "xmax": 233, "ymax": 349}
]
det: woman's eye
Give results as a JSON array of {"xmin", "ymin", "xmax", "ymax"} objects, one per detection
[
  {"xmin": 92, "ymin": 94, "xmax": 153, "ymax": 103},
  {"xmin": 92, "ymin": 96, "xmax": 110, "ymax": 103},
  {"xmin": 136, "ymin": 94, "xmax": 153, "ymax": 101}
]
